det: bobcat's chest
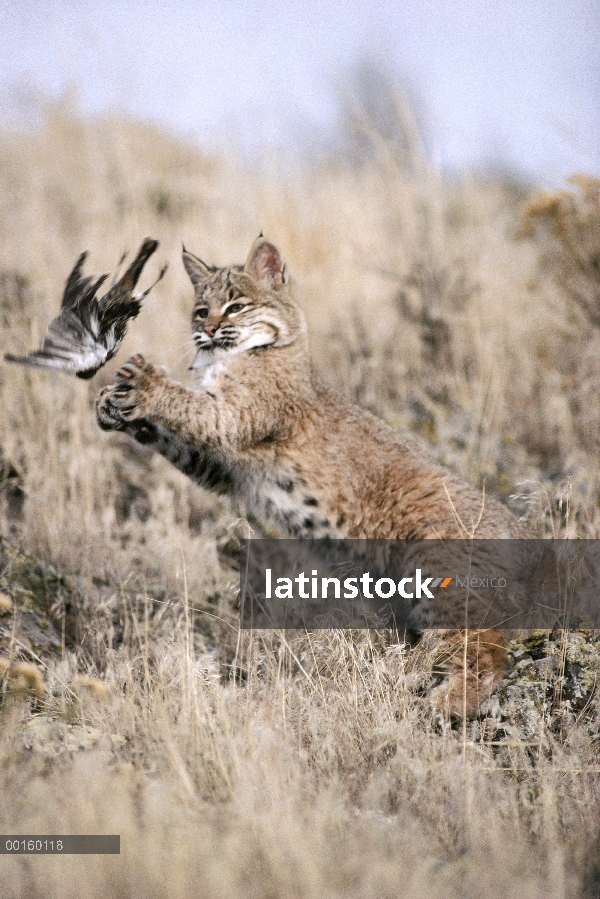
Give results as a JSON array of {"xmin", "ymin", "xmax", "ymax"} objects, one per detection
[{"xmin": 242, "ymin": 469, "xmax": 335, "ymax": 538}]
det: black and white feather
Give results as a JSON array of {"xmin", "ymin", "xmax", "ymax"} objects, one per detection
[{"xmin": 5, "ymin": 238, "xmax": 167, "ymax": 379}]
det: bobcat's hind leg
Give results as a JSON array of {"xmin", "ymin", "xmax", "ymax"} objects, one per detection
[{"xmin": 429, "ymin": 629, "xmax": 507, "ymax": 719}]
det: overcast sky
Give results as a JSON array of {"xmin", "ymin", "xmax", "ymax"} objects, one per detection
[{"xmin": 1, "ymin": 0, "xmax": 599, "ymax": 182}]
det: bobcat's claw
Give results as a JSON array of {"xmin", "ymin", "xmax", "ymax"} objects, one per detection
[
  {"xmin": 95, "ymin": 385, "xmax": 124, "ymax": 431},
  {"xmin": 117, "ymin": 354, "xmax": 145, "ymax": 380},
  {"xmin": 95, "ymin": 354, "xmax": 157, "ymax": 423}
]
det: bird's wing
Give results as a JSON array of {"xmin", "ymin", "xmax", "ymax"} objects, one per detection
[
  {"xmin": 98, "ymin": 238, "xmax": 160, "ymax": 317},
  {"xmin": 62, "ymin": 251, "xmax": 109, "ymax": 314},
  {"xmin": 5, "ymin": 310, "xmax": 112, "ymax": 379},
  {"xmin": 5, "ymin": 238, "xmax": 164, "ymax": 378}
]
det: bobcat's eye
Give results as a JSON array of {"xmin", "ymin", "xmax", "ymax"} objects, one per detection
[
  {"xmin": 195, "ymin": 307, "xmax": 209, "ymax": 320},
  {"xmin": 224, "ymin": 303, "xmax": 246, "ymax": 315}
]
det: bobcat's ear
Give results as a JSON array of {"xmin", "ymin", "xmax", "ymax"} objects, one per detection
[
  {"xmin": 182, "ymin": 248, "xmax": 212, "ymax": 289},
  {"xmin": 244, "ymin": 238, "xmax": 287, "ymax": 288}
]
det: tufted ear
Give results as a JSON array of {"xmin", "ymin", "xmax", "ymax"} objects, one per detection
[
  {"xmin": 182, "ymin": 247, "xmax": 213, "ymax": 289},
  {"xmin": 244, "ymin": 238, "xmax": 287, "ymax": 288}
]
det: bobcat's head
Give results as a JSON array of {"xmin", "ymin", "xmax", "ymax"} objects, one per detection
[{"xmin": 182, "ymin": 237, "xmax": 306, "ymax": 369}]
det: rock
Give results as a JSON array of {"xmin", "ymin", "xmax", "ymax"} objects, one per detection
[
  {"xmin": 0, "ymin": 535, "xmax": 70, "ymax": 661},
  {"xmin": 479, "ymin": 629, "xmax": 600, "ymax": 742},
  {"xmin": 20, "ymin": 715, "xmax": 122, "ymax": 757}
]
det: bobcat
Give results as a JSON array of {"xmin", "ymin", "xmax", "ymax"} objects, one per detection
[{"xmin": 96, "ymin": 237, "xmax": 531, "ymax": 715}]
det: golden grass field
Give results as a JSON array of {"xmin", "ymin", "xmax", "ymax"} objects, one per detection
[{"xmin": 1, "ymin": 96, "xmax": 600, "ymax": 897}]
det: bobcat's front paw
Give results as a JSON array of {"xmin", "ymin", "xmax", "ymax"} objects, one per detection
[
  {"xmin": 105, "ymin": 353, "xmax": 161, "ymax": 421},
  {"xmin": 95, "ymin": 353, "xmax": 165, "ymax": 439},
  {"xmin": 95, "ymin": 385, "xmax": 157, "ymax": 443},
  {"xmin": 95, "ymin": 384, "xmax": 124, "ymax": 431}
]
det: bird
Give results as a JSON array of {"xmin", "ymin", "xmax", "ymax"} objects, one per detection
[{"xmin": 5, "ymin": 238, "xmax": 167, "ymax": 379}]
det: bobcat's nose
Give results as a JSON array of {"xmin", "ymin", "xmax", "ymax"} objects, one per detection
[{"xmin": 204, "ymin": 323, "xmax": 218, "ymax": 337}]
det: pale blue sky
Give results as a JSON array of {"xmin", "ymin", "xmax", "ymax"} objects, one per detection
[{"xmin": 1, "ymin": 0, "xmax": 598, "ymax": 181}]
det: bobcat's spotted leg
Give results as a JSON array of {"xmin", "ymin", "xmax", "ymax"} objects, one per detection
[{"xmin": 95, "ymin": 354, "xmax": 160, "ymax": 444}]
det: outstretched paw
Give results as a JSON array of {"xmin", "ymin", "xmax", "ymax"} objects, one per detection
[
  {"xmin": 95, "ymin": 384, "xmax": 124, "ymax": 431},
  {"xmin": 106, "ymin": 353, "xmax": 155, "ymax": 421},
  {"xmin": 95, "ymin": 353, "xmax": 163, "ymax": 433},
  {"xmin": 111, "ymin": 353, "xmax": 149, "ymax": 421}
]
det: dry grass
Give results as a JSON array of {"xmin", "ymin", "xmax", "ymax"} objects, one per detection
[{"xmin": 1, "ymin": 96, "xmax": 600, "ymax": 897}]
